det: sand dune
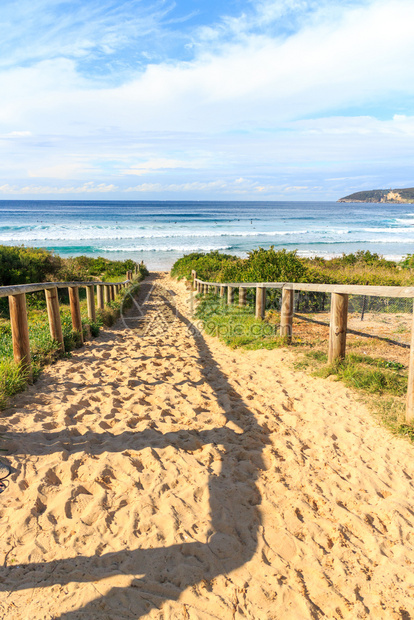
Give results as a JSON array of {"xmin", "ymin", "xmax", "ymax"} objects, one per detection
[{"xmin": 1, "ymin": 273, "xmax": 414, "ymax": 619}]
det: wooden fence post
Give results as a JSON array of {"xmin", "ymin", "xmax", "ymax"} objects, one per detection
[
  {"xmin": 406, "ymin": 301, "xmax": 414, "ymax": 422},
  {"xmin": 280, "ymin": 288, "xmax": 294, "ymax": 342},
  {"xmin": 256, "ymin": 286, "xmax": 266, "ymax": 320},
  {"xmin": 45, "ymin": 287, "xmax": 64, "ymax": 352},
  {"xmin": 328, "ymin": 293, "xmax": 348, "ymax": 363},
  {"xmin": 227, "ymin": 286, "xmax": 234, "ymax": 305},
  {"xmin": 220, "ymin": 286, "xmax": 226, "ymax": 298},
  {"xmin": 86, "ymin": 285, "xmax": 96, "ymax": 322},
  {"xmin": 97, "ymin": 284, "xmax": 104, "ymax": 309},
  {"xmin": 9, "ymin": 293, "xmax": 31, "ymax": 375},
  {"xmin": 239, "ymin": 287, "xmax": 247, "ymax": 307},
  {"xmin": 110, "ymin": 285, "xmax": 115, "ymax": 301},
  {"xmin": 104, "ymin": 285, "xmax": 111, "ymax": 306},
  {"xmin": 215, "ymin": 285, "xmax": 219, "ymax": 295},
  {"xmin": 68, "ymin": 286, "xmax": 84, "ymax": 344}
]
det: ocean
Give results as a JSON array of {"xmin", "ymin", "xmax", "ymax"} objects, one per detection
[{"xmin": 2, "ymin": 200, "xmax": 414, "ymax": 270}]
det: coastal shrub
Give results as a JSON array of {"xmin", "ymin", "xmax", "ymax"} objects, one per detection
[
  {"xmin": 57, "ymin": 256, "xmax": 138, "ymax": 281},
  {"xmin": 0, "ymin": 245, "xmax": 61, "ymax": 286},
  {"xmin": 172, "ymin": 248, "xmax": 414, "ymax": 287},
  {"xmin": 171, "ymin": 251, "xmax": 238, "ymax": 282},
  {"xmin": 172, "ymin": 248, "xmax": 308, "ymax": 283},
  {"xmin": 227, "ymin": 247, "xmax": 308, "ymax": 282},
  {"xmin": 401, "ymin": 254, "xmax": 414, "ymax": 269},
  {"xmin": 0, "ymin": 245, "xmax": 142, "ymax": 290}
]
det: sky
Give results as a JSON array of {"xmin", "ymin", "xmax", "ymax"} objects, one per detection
[{"xmin": 0, "ymin": 0, "xmax": 414, "ymax": 201}]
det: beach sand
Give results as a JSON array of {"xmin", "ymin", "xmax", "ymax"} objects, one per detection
[{"xmin": 1, "ymin": 272, "xmax": 414, "ymax": 619}]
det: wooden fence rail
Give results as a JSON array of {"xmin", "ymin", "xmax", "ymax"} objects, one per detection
[
  {"xmin": 4, "ymin": 270, "xmax": 135, "ymax": 377},
  {"xmin": 191, "ymin": 271, "xmax": 414, "ymax": 423}
]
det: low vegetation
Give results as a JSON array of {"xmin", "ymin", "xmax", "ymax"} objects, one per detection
[
  {"xmin": 0, "ymin": 245, "xmax": 138, "ymax": 286},
  {"xmin": 195, "ymin": 293, "xmax": 286, "ymax": 350},
  {"xmin": 172, "ymin": 248, "xmax": 414, "ymax": 287}
]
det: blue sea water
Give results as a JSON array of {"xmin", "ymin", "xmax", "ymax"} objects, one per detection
[{"xmin": 2, "ymin": 200, "xmax": 414, "ymax": 270}]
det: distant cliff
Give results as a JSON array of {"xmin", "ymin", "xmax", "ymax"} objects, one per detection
[{"xmin": 338, "ymin": 188, "xmax": 414, "ymax": 203}]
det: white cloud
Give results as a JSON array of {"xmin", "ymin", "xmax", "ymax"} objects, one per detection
[
  {"xmin": 0, "ymin": 0, "xmax": 175, "ymax": 71},
  {"xmin": 0, "ymin": 0, "xmax": 414, "ymax": 198},
  {"xmin": 28, "ymin": 163, "xmax": 95, "ymax": 179},
  {"xmin": 122, "ymin": 157, "xmax": 208, "ymax": 175},
  {"xmin": 0, "ymin": 182, "xmax": 117, "ymax": 194},
  {"xmin": 1, "ymin": 0, "xmax": 414, "ymax": 135}
]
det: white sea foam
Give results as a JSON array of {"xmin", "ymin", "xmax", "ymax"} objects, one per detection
[
  {"xmin": 362, "ymin": 227, "xmax": 414, "ymax": 234},
  {"xmin": 371, "ymin": 238, "xmax": 414, "ymax": 243},
  {"xmin": 0, "ymin": 227, "xmax": 357, "ymax": 243},
  {"xmin": 96, "ymin": 244, "xmax": 233, "ymax": 253}
]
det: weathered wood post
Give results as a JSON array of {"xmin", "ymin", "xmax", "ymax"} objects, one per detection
[
  {"xmin": 68, "ymin": 286, "xmax": 84, "ymax": 344},
  {"xmin": 45, "ymin": 287, "xmax": 64, "ymax": 352},
  {"xmin": 406, "ymin": 300, "xmax": 414, "ymax": 422},
  {"xmin": 220, "ymin": 286, "xmax": 226, "ymax": 297},
  {"xmin": 110, "ymin": 285, "xmax": 115, "ymax": 302},
  {"xmin": 191, "ymin": 270, "xmax": 197, "ymax": 291},
  {"xmin": 227, "ymin": 286, "xmax": 234, "ymax": 305},
  {"xmin": 97, "ymin": 284, "xmax": 104, "ymax": 309},
  {"xmin": 328, "ymin": 293, "xmax": 348, "ymax": 363},
  {"xmin": 255, "ymin": 285, "xmax": 266, "ymax": 320},
  {"xmin": 215, "ymin": 285, "xmax": 219, "ymax": 295},
  {"xmin": 239, "ymin": 287, "xmax": 247, "ymax": 307},
  {"xmin": 86, "ymin": 285, "xmax": 96, "ymax": 322},
  {"xmin": 280, "ymin": 287, "xmax": 294, "ymax": 342},
  {"xmin": 9, "ymin": 293, "xmax": 31, "ymax": 375},
  {"xmin": 104, "ymin": 285, "xmax": 111, "ymax": 306}
]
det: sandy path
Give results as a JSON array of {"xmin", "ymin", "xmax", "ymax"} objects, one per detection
[{"xmin": 1, "ymin": 273, "xmax": 414, "ymax": 619}]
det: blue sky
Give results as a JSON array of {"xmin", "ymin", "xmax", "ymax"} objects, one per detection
[{"xmin": 0, "ymin": 0, "xmax": 413, "ymax": 200}]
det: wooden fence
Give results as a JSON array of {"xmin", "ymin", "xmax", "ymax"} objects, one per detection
[
  {"xmin": 4, "ymin": 269, "xmax": 137, "ymax": 378},
  {"xmin": 191, "ymin": 270, "xmax": 414, "ymax": 423}
]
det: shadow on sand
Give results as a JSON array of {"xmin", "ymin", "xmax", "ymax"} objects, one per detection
[{"xmin": 0, "ymin": 277, "xmax": 270, "ymax": 618}]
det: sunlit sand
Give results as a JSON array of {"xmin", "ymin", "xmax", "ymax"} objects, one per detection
[{"xmin": 1, "ymin": 273, "xmax": 414, "ymax": 618}]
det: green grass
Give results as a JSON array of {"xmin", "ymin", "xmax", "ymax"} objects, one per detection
[
  {"xmin": 195, "ymin": 293, "xmax": 287, "ymax": 350},
  {"xmin": 0, "ymin": 359, "xmax": 29, "ymax": 410},
  {"xmin": 294, "ymin": 351, "xmax": 407, "ymax": 396}
]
